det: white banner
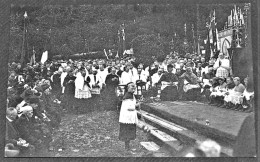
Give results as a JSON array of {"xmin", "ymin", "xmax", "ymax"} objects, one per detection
[{"xmin": 41, "ymin": 51, "xmax": 48, "ymax": 64}]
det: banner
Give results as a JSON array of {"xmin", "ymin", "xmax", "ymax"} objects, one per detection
[{"xmin": 41, "ymin": 51, "xmax": 48, "ymax": 64}]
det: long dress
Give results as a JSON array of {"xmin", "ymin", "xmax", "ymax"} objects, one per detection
[
  {"xmin": 74, "ymin": 72, "xmax": 91, "ymax": 99},
  {"xmin": 119, "ymin": 92, "xmax": 138, "ymax": 141},
  {"xmin": 74, "ymin": 72, "xmax": 92, "ymax": 112}
]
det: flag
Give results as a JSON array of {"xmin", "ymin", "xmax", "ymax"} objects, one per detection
[
  {"xmin": 240, "ymin": 9, "xmax": 244, "ymax": 25},
  {"xmin": 216, "ymin": 28, "xmax": 220, "ymax": 51},
  {"xmin": 24, "ymin": 11, "xmax": 28, "ymax": 18},
  {"xmin": 41, "ymin": 51, "xmax": 48, "ymax": 64},
  {"xmin": 228, "ymin": 10, "xmax": 233, "ymax": 27},
  {"xmin": 115, "ymin": 51, "xmax": 119, "ymax": 58},
  {"xmin": 122, "ymin": 28, "xmax": 125, "ymax": 41},
  {"xmin": 205, "ymin": 35, "xmax": 211, "ymax": 62},
  {"xmin": 197, "ymin": 40, "xmax": 200, "ymax": 55},
  {"xmin": 30, "ymin": 47, "xmax": 36, "ymax": 65},
  {"xmin": 210, "ymin": 47, "xmax": 214, "ymax": 58},
  {"xmin": 103, "ymin": 49, "xmax": 108, "ymax": 59},
  {"xmin": 209, "ymin": 29, "xmax": 213, "ymax": 43}
]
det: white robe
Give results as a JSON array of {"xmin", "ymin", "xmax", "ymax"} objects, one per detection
[
  {"xmin": 60, "ymin": 72, "xmax": 67, "ymax": 93},
  {"xmin": 119, "ymin": 98, "xmax": 138, "ymax": 124},
  {"xmin": 120, "ymin": 71, "xmax": 133, "ymax": 85},
  {"xmin": 151, "ymin": 73, "xmax": 163, "ymax": 87}
]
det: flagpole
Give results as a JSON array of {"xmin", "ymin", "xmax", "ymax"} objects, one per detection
[
  {"xmin": 20, "ymin": 11, "xmax": 28, "ymax": 66},
  {"xmin": 117, "ymin": 30, "xmax": 120, "ymax": 58},
  {"xmin": 196, "ymin": 4, "xmax": 200, "ymax": 55},
  {"xmin": 122, "ymin": 23, "xmax": 126, "ymax": 54}
]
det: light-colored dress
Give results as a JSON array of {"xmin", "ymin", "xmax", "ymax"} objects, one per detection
[
  {"xmin": 74, "ymin": 72, "xmax": 91, "ymax": 99},
  {"xmin": 224, "ymin": 84, "xmax": 245, "ymax": 104},
  {"xmin": 119, "ymin": 96, "xmax": 138, "ymax": 124}
]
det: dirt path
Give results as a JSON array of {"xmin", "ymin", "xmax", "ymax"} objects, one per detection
[{"xmin": 43, "ymin": 110, "xmax": 149, "ymax": 157}]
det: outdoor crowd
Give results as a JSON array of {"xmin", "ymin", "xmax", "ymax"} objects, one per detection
[{"xmin": 5, "ymin": 51, "xmax": 254, "ymax": 157}]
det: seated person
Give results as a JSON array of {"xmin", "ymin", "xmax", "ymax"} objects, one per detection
[
  {"xmin": 150, "ymin": 67, "xmax": 164, "ymax": 97},
  {"xmin": 5, "ymin": 143, "xmax": 20, "ymax": 157},
  {"xmin": 241, "ymin": 76, "xmax": 254, "ymax": 112},
  {"xmin": 209, "ymin": 77, "xmax": 227, "ymax": 106},
  {"xmin": 158, "ymin": 64, "xmax": 178, "ymax": 101},
  {"xmin": 223, "ymin": 77, "xmax": 245, "ymax": 110},
  {"xmin": 201, "ymin": 67, "xmax": 215, "ymax": 102},
  {"xmin": 179, "ymin": 67, "xmax": 201, "ymax": 101},
  {"xmin": 14, "ymin": 106, "xmax": 45, "ymax": 149},
  {"xmin": 6, "ymin": 107, "xmax": 35, "ymax": 157},
  {"xmin": 221, "ymin": 77, "xmax": 235, "ymax": 108}
]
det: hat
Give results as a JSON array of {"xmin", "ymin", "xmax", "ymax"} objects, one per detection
[
  {"xmin": 167, "ymin": 64, "xmax": 174, "ymax": 68},
  {"xmin": 19, "ymin": 106, "xmax": 33, "ymax": 114},
  {"xmin": 20, "ymin": 89, "xmax": 34, "ymax": 99},
  {"xmin": 158, "ymin": 68, "xmax": 163, "ymax": 72},
  {"xmin": 217, "ymin": 77, "xmax": 225, "ymax": 81},
  {"xmin": 28, "ymin": 97, "xmax": 39, "ymax": 104},
  {"xmin": 41, "ymin": 84, "xmax": 50, "ymax": 92}
]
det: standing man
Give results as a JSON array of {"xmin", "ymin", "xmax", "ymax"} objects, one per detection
[
  {"xmin": 63, "ymin": 69, "xmax": 76, "ymax": 112},
  {"xmin": 120, "ymin": 63, "xmax": 133, "ymax": 85},
  {"xmin": 104, "ymin": 66, "xmax": 120, "ymax": 111},
  {"xmin": 89, "ymin": 68, "xmax": 103, "ymax": 111},
  {"xmin": 213, "ymin": 53, "xmax": 230, "ymax": 78}
]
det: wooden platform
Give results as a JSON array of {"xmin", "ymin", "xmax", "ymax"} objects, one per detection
[{"xmin": 141, "ymin": 101, "xmax": 252, "ymax": 143}]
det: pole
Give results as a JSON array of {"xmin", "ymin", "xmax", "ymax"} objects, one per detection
[
  {"xmin": 20, "ymin": 17, "xmax": 26, "ymax": 65},
  {"xmin": 122, "ymin": 23, "xmax": 126, "ymax": 53},
  {"xmin": 197, "ymin": 4, "xmax": 200, "ymax": 55},
  {"xmin": 21, "ymin": 11, "xmax": 28, "ymax": 66}
]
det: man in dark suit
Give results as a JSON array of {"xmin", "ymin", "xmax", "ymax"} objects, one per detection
[
  {"xmin": 6, "ymin": 107, "xmax": 20, "ymax": 146},
  {"xmin": 51, "ymin": 70, "xmax": 62, "ymax": 101},
  {"xmin": 63, "ymin": 69, "xmax": 76, "ymax": 112},
  {"xmin": 104, "ymin": 66, "xmax": 120, "ymax": 110},
  {"xmin": 6, "ymin": 107, "xmax": 35, "ymax": 156}
]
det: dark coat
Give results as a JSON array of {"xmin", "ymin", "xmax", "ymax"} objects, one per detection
[
  {"xmin": 105, "ymin": 74, "xmax": 119, "ymax": 89},
  {"xmin": 52, "ymin": 73, "xmax": 61, "ymax": 90},
  {"xmin": 14, "ymin": 114, "xmax": 39, "ymax": 144},
  {"xmin": 6, "ymin": 119, "xmax": 20, "ymax": 146},
  {"xmin": 63, "ymin": 75, "xmax": 76, "ymax": 95}
]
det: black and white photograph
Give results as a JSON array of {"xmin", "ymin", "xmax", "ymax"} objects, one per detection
[{"xmin": 4, "ymin": 1, "xmax": 257, "ymax": 159}]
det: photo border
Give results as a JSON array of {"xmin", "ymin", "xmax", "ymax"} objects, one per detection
[{"xmin": 0, "ymin": 0, "xmax": 258, "ymax": 161}]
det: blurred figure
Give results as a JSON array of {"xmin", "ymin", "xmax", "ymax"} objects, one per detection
[{"xmin": 184, "ymin": 139, "xmax": 221, "ymax": 157}]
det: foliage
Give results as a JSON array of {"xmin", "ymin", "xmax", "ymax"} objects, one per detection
[{"xmin": 10, "ymin": 4, "xmax": 236, "ymax": 63}]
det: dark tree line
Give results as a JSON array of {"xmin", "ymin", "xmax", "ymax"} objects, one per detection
[{"xmin": 10, "ymin": 4, "xmax": 240, "ymax": 64}]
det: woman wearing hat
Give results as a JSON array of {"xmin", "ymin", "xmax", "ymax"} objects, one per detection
[
  {"xmin": 119, "ymin": 82, "xmax": 140, "ymax": 153},
  {"xmin": 223, "ymin": 77, "xmax": 245, "ymax": 110}
]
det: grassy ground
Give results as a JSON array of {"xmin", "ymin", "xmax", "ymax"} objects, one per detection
[{"xmin": 39, "ymin": 110, "xmax": 150, "ymax": 157}]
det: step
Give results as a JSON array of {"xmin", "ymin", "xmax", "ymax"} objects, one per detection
[
  {"xmin": 137, "ymin": 110, "xmax": 233, "ymax": 157},
  {"xmin": 137, "ymin": 120, "xmax": 184, "ymax": 155},
  {"xmin": 140, "ymin": 141, "xmax": 160, "ymax": 152},
  {"xmin": 138, "ymin": 110, "xmax": 187, "ymax": 132}
]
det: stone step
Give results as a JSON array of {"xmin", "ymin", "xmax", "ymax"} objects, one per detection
[
  {"xmin": 140, "ymin": 141, "xmax": 160, "ymax": 152},
  {"xmin": 137, "ymin": 120, "xmax": 184, "ymax": 156},
  {"xmin": 137, "ymin": 110, "xmax": 233, "ymax": 157}
]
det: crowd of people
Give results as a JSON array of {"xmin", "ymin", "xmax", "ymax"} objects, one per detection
[{"xmin": 5, "ymin": 51, "xmax": 255, "ymax": 157}]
